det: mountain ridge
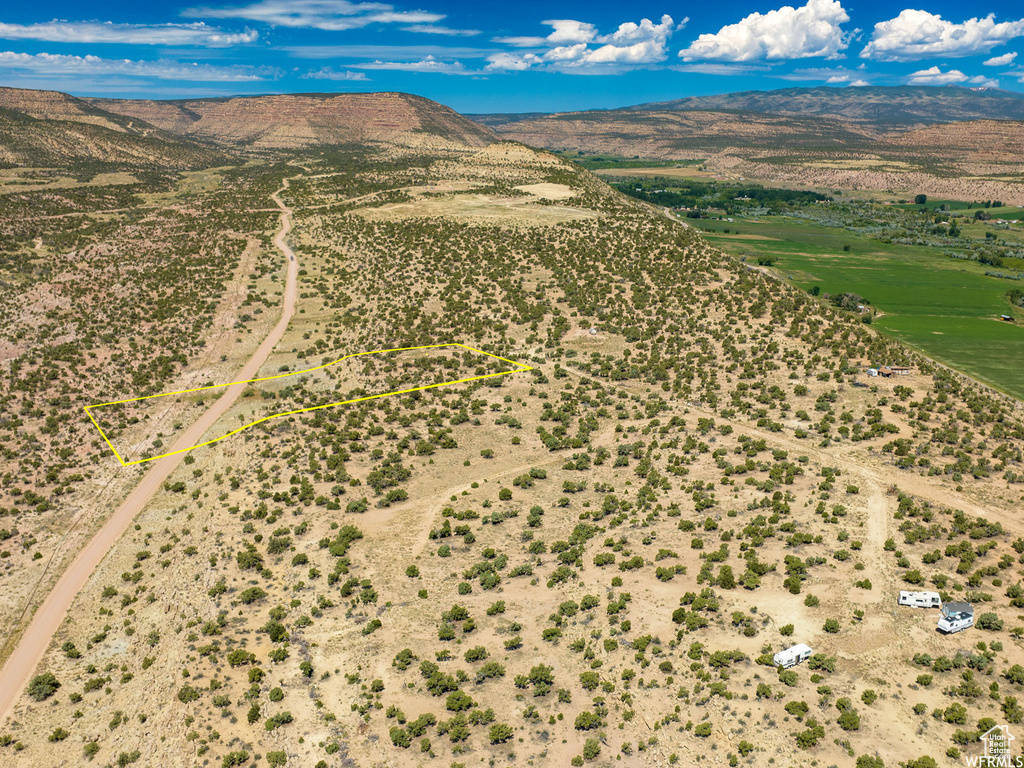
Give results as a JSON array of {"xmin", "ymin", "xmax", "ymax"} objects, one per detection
[
  {"xmin": 87, "ymin": 91, "xmax": 496, "ymax": 150},
  {"xmin": 627, "ymin": 85, "xmax": 1024, "ymax": 124},
  {"xmin": 470, "ymin": 85, "xmax": 1024, "ymax": 127},
  {"xmin": 0, "ymin": 87, "xmax": 497, "ymax": 166}
]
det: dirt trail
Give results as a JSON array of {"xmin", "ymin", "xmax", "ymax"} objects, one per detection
[{"xmin": 0, "ymin": 178, "xmax": 302, "ymax": 726}]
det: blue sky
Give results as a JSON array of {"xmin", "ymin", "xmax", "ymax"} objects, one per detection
[{"xmin": 2, "ymin": 1, "xmax": 1024, "ymax": 112}]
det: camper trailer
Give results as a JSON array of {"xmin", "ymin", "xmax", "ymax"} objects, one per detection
[
  {"xmin": 938, "ymin": 602, "xmax": 974, "ymax": 634},
  {"xmin": 773, "ymin": 643, "xmax": 813, "ymax": 669},
  {"xmin": 898, "ymin": 591, "xmax": 941, "ymax": 608}
]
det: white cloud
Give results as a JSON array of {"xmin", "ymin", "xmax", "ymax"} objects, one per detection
[
  {"xmin": 283, "ymin": 43, "xmax": 493, "ymax": 59},
  {"xmin": 0, "ymin": 50, "xmax": 277, "ymax": 81},
  {"xmin": 679, "ymin": 0, "xmax": 851, "ymax": 62},
  {"xmin": 773, "ymin": 65, "xmax": 868, "ymax": 82},
  {"xmin": 301, "ymin": 67, "xmax": 369, "ymax": 80},
  {"xmin": 491, "ymin": 35, "xmax": 546, "ymax": 47},
  {"xmin": 487, "ymin": 14, "xmax": 677, "ymax": 72},
  {"xmin": 0, "ymin": 20, "xmax": 258, "ymax": 46},
  {"xmin": 597, "ymin": 15, "xmax": 684, "ymax": 46},
  {"xmin": 542, "ymin": 20, "xmax": 598, "ymax": 45},
  {"xmin": 968, "ymin": 74, "xmax": 999, "ymax": 87},
  {"xmin": 484, "ymin": 51, "xmax": 542, "ymax": 71},
  {"xmin": 984, "ymin": 51, "xmax": 1018, "ymax": 66},
  {"xmin": 671, "ymin": 62, "xmax": 771, "ymax": 76},
  {"xmin": 861, "ymin": 11, "xmax": 1024, "ymax": 61},
  {"xmin": 402, "ymin": 24, "xmax": 479, "ymax": 36},
  {"xmin": 850, "ymin": 78, "xmax": 869, "ymax": 86},
  {"xmin": 352, "ymin": 54, "xmax": 471, "ymax": 74},
  {"xmin": 186, "ymin": 0, "xmax": 444, "ymax": 31},
  {"xmin": 906, "ymin": 65, "xmax": 967, "ymax": 85}
]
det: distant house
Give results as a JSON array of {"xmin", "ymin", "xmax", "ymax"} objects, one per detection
[
  {"xmin": 878, "ymin": 366, "xmax": 894, "ymax": 377},
  {"xmin": 891, "ymin": 365, "xmax": 912, "ymax": 376},
  {"xmin": 867, "ymin": 368, "xmax": 879, "ymax": 377}
]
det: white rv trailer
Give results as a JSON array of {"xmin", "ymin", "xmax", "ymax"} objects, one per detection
[
  {"xmin": 898, "ymin": 591, "xmax": 941, "ymax": 608},
  {"xmin": 773, "ymin": 643, "xmax": 813, "ymax": 669},
  {"xmin": 937, "ymin": 602, "xmax": 974, "ymax": 634}
]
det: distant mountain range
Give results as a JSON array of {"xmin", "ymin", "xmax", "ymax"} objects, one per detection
[
  {"xmin": 467, "ymin": 85, "xmax": 1024, "ymax": 163},
  {"xmin": 4, "ymin": 83, "xmax": 1023, "ymax": 182},
  {"xmin": 473, "ymin": 86, "xmax": 1024, "ymax": 127},
  {"xmin": 626, "ymin": 85, "xmax": 1024, "ymax": 125}
]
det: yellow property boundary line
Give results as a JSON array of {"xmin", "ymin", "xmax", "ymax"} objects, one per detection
[{"xmin": 84, "ymin": 343, "xmax": 533, "ymax": 467}]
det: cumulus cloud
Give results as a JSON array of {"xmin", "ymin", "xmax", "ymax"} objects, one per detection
[
  {"xmin": 679, "ymin": 0, "xmax": 851, "ymax": 62},
  {"xmin": 0, "ymin": 20, "xmax": 258, "ymax": 46},
  {"xmin": 352, "ymin": 54, "xmax": 472, "ymax": 74},
  {"xmin": 543, "ymin": 20, "xmax": 598, "ymax": 46},
  {"xmin": 486, "ymin": 14, "xmax": 677, "ymax": 72},
  {"xmin": 968, "ymin": 74, "xmax": 999, "ymax": 87},
  {"xmin": 484, "ymin": 51, "xmax": 542, "ymax": 71},
  {"xmin": 0, "ymin": 50, "xmax": 277, "ymax": 81},
  {"xmin": 186, "ymin": 0, "xmax": 445, "ymax": 32},
  {"xmin": 598, "ymin": 15, "xmax": 685, "ymax": 46},
  {"xmin": 984, "ymin": 51, "xmax": 1018, "ymax": 66},
  {"xmin": 861, "ymin": 11, "xmax": 1024, "ymax": 61},
  {"xmin": 906, "ymin": 65, "xmax": 967, "ymax": 85},
  {"xmin": 850, "ymin": 78, "xmax": 869, "ymax": 86}
]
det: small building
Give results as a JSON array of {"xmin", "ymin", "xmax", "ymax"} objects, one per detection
[
  {"xmin": 938, "ymin": 602, "xmax": 974, "ymax": 634},
  {"xmin": 773, "ymin": 643, "xmax": 813, "ymax": 669},
  {"xmin": 867, "ymin": 368, "xmax": 879, "ymax": 377},
  {"xmin": 878, "ymin": 366, "xmax": 894, "ymax": 377},
  {"xmin": 898, "ymin": 590, "xmax": 941, "ymax": 608},
  {"xmin": 891, "ymin": 366, "xmax": 912, "ymax": 376}
]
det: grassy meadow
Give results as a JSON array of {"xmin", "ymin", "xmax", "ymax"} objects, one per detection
[{"xmin": 692, "ymin": 216, "xmax": 1024, "ymax": 400}]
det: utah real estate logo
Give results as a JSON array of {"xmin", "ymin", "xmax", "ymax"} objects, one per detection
[{"xmin": 965, "ymin": 725, "xmax": 1023, "ymax": 767}]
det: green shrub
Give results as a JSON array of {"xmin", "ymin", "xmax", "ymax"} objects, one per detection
[
  {"xmin": 390, "ymin": 727, "xmax": 411, "ymax": 748},
  {"xmin": 27, "ymin": 672, "xmax": 61, "ymax": 701},
  {"xmin": 489, "ymin": 723, "xmax": 514, "ymax": 744},
  {"xmin": 264, "ymin": 712, "xmax": 293, "ymax": 731},
  {"xmin": 177, "ymin": 685, "xmax": 200, "ymax": 704}
]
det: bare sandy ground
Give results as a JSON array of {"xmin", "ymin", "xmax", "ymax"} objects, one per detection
[{"xmin": 0, "ymin": 177, "xmax": 301, "ymax": 725}]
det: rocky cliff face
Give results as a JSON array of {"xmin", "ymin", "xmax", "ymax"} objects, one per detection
[{"xmin": 87, "ymin": 92, "xmax": 497, "ymax": 149}]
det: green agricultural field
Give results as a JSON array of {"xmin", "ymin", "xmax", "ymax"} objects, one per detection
[
  {"xmin": 568, "ymin": 154, "xmax": 697, "ymax": 171},
  {"xmin": 694, "ymin": 216, "xmax": 1024, "ymax": 400},
  {"xmin": 887, "ymin": 199, "xmax": 1023, "ymax": 214}
]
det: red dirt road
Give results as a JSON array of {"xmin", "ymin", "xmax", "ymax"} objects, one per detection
[{"xmin": 0, "ymin": 180, "xmax": 300, "ymax": 725}]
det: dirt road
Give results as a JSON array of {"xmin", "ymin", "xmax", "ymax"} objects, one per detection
[{"xmin": 0, "ymin": 178, "xmax": 301, "ymax": 725}]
